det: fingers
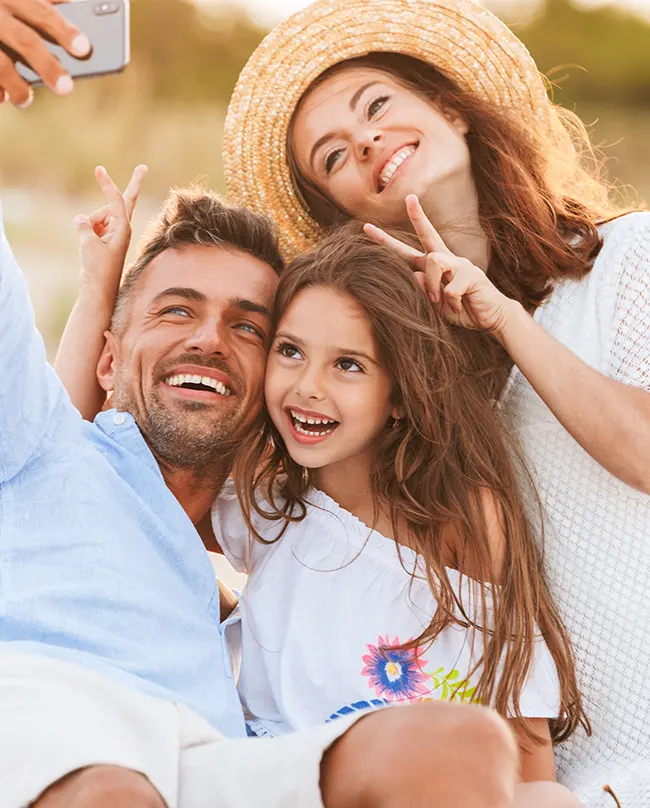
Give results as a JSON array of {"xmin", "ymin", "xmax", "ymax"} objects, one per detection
[
  {"xmin": 9, "ymin": 0, "xmax": 91, "ymax": 58},
  {"xmin": 95, "ymin": 165, "xmax": 128, "ymax": 224},
  {"xmin": 122, "ymin": 165, "xmax": 148, "ymax": 221},
  {"xmin": 0, "ymin": 47, "xmax": 33, "ymax": 107},
  {"xmin": 363, "ymin": 222, "xmax": 427, "ymax": 269},
  {"xmin": 405, "ymin": 195, "xmax": 451, "ymax": 255}
]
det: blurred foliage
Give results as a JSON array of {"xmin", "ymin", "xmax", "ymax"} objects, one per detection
[{"xmin": 0, "ymin": 0, "xmax": 648, "ymax": 197}]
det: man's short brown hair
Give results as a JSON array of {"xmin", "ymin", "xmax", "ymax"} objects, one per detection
[{"xmin": 111, "ymin": 188, "xmax": 284, "ymax": 333}]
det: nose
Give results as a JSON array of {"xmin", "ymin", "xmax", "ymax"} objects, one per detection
[
  {"xmin": 354, "ymin": 128, "xmax": 383, "ymax": 161},
  {"xmin": 183, "ymin": 318, "xmax": 231, "ymax": 359},
  {"xmin": 294, "ymin": 363, "xmax": 326, "ymax": 401}
]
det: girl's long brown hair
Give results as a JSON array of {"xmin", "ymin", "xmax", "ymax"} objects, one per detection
[
  {"xmin": 233, "ymin": 224, "xmax": 589, "ymax": 744},
  {"xmin": 287, "ymin": 53, "xmax": 636, "ymax": 397}
]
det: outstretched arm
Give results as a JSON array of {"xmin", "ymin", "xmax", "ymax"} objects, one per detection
[
  {"xmin": 366, "ymin": 196, "xmax": 650, "ymax": 493},
  {"xmin": 55, "ymin": 165, "xmax": 147, "ymax": 420}
]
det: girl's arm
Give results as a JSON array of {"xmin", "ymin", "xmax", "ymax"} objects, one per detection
[
  {"xmin": 511, "ymin": 719, "xmax": 557, "ymax": 782},
  {"xmin": 55, "ymin": 165, "xmax": 147, "ymax": 420},
  {"xmin": 366, "ymin": 196, "xmax": 650, "ymax": 493},
  {"xmin": 451, "ymin": 491, "xmax": 558, "ymax": 782}
]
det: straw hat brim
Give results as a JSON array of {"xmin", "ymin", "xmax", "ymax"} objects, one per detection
[{"xmin": 223, "ymin": 0, "xmax": 551, "ymax": 260}]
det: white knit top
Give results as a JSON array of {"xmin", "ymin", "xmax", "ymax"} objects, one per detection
[{"xmin": 499, "ymin": 212, "xmax": 650, "ymax": 805}]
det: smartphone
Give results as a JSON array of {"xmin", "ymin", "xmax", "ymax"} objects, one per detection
[{"xmin": 0, "ymin": 0, "xmax": 130, "ymax": 85}]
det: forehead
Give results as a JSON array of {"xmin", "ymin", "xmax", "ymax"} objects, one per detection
[
  {"xmin": 280, "ymin": 286, "xmax": 377, "ymax": 350},
  {"xmin": 297, "ymin": 66, "xmax": 398, "ymax": 122},
  {"xmin": 137, "ymin": 244, "xmax": 278, "ymax": 309}
]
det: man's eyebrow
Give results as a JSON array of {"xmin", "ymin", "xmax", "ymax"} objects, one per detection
[
  {"xmin": 309, "ymin": 81, "xmax": 380, "ymax": 171},
  {"xmin": 150, "ymin": 287, "xmax": 207, "ymax": 306},
  {"xmin": 233, "ymin": 298, "xmax": 271, "ymax": 318}
]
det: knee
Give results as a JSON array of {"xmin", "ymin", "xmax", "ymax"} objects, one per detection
[
  {"xmin": 326, "ymin": 702, "xmax": 518, "ymax": 807},
  {"xmin": 33, "ymin": 765, "xmax": 166, "ymax": 808}
]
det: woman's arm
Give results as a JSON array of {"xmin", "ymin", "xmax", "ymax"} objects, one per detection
[
  {"xmin": 366, "ymin": 196, "xmax": 650, "ymax": 493},
  {"xmin": 495, "ymin": 301, "xmax": 650, "ymax": 494},
  {"xmin": 55, "ymin": 165, "xmax": 147, "ymax": 420}
]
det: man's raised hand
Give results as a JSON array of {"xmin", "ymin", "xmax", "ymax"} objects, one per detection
[
  {"xmin": 364, "ymin": 194, "xmax": 516, "ymax": 338},
  {"xmin": 0, "ymin": 0, "xmax": 91, "ymax": 108}
]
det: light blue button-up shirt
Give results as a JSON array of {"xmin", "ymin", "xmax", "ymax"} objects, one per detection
[{"xmin": 0, "ymin": 202, "xmax": 245, "ymax": 737}]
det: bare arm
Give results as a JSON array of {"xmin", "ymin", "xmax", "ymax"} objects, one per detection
[
  {"xmin": 366, "ymin": 196, "xmax": 650, "ymax": 493},
  {"xmin": 55, "ymin": 165, "xmax": 147, "ymax": 420},
  {"xmin": 496, "ymin": 301, "xmax": 650, "ymax": 494}
]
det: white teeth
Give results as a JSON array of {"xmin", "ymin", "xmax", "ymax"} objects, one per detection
[
  {"xmin": 379, "ymin": 145, "xmax": 416, "ymax": 189},
  {"xmin": 163, "ymin": 373, "xmax": 231, "ymax": 395},
  {"xmin": 289, "ymin": 409, "xmax": 336, "ymax": 426},
  {"xmin": 294, "ymin": 423, "xmax": 336, "ymax": 437}
]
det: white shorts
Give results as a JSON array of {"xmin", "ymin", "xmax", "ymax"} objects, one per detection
[{"xmin": 0, "ymin": 651, "xmax": 360, "ymax": 808}]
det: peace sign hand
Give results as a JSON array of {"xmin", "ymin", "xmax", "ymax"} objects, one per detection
[
  {"xmin": 74, "ymin": 164, "xmax": 148, "ymax": 291},
  {"xmin": 363, "ymin": 195, "xmax": 515, "ymax": 338}
]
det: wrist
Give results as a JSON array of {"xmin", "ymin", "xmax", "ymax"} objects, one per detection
[
  {"xmin": 77, "ymin": 277, "xmax": 120, "ymax": 313},
  {"xmin": 491, "ymin": 298, "xmax": 528, "ymax": 346}
]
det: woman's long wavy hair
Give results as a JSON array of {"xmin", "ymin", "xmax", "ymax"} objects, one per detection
[
  {"xmin": 232, "ymin": 225, "xmax": 589, "ymax": 745},
  {"xmin": 287, "ymin": 52, "xmax": 635, "ymax": 396}
]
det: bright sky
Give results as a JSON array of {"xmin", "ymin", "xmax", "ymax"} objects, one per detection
[{"xmin": 198, "ymin": 0, "xmax": 650, "ymax": 27}]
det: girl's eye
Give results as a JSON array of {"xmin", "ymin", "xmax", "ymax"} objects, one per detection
[
  {"xmin": 161, "ymin": 306, "xmax": 190, "ymax": 317},
  {"xmin": 276, "ymin": 341, "xmax": 302, "ymax": 360},
  {"xmin": 337, "ymin": 357, "xmax": 364, "ymax": 373},
  {"xmin": 325, "ymin": 148, "xmax": 344, "ymax": 175},
  {"xmin": 368, "ymin": 95, "xmax": 389, "ymax": 118},
  {"xmin": 235, "ymin": 322, "xmax": 264, "ymax": 338}
]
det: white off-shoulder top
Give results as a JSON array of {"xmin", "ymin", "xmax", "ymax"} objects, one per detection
[{"xmin": 213, "ymin": 484, "xmax": 560, "ymax": 738}]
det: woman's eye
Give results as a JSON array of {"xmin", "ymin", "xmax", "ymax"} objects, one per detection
[
  {"xmin": 277, "ymin": 342, "xmax": 302, "ymax": 360},
  {"xmin": 325, "ymin": 148, "xmax": 344, "ymax": 174},
  {"xmin": 368, "ymin": 95, "xmax": 389, "ymax": 118},
  {"xmin": 337, "ymin": 357, "xmax": 363, "ymax": 373}
]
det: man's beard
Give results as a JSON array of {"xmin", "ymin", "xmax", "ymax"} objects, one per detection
[{"xmin": 112, "ymin": 370, "xmax": 245, "ymax": 475}]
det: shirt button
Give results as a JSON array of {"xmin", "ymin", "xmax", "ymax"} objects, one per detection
[{"xmin": 113, "ymin": 412, "xmax": 127, "ymax": 426}]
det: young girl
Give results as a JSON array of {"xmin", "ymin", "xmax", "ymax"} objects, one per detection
[
  {"xmin": 58, "ymin": 171, "xmax": 585, "ymax": 806},
  {"xmin": 223, "ymin": 0, "xmax": 650, "ymax": 801}
]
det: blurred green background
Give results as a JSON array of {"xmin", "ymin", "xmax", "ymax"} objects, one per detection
[{"xmin": 1, "ymin": 0, "xmax": 649, "ymax": 353}]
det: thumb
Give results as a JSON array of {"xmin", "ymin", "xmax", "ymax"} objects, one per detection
[{"xmin": 74, "ymin": 214, "xmax": 93, "ymax": 231}]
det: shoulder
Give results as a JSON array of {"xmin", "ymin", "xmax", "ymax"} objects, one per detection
[
  {"xmin": 598, "ymin": 211, "xmax": 650, "ymax": 258},
  {"xmin": 446, "ymin": 488, "xmax": 506, "ymax": 584}
]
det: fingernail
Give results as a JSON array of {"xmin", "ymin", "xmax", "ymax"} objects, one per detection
[
  {"xmin": 18, "ymin": 90, "xmax": 34, "ymax": 109},
  {"xmin": 55, "ymin": 75, "xmax": 74, "ymax": 96},
  {"xmin": 71, "ymin": 34, "xmax": 91, "ymax": 57},
  {"xmin": 74, "ymin": 215, "xmax": 88, "ymax": 228}
]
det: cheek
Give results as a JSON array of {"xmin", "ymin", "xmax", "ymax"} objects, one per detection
[
  {"xmin": 340, "ymin": 379, "xmax": 392, "ymax": 429},
  {"xmin": 264, "ymin": 358, "xmax": 290, "ymax": 414}
]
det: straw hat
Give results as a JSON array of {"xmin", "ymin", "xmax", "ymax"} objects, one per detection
[{"xmin": 223, "ymin": 0, "xmax": 552, "ymax": 259}]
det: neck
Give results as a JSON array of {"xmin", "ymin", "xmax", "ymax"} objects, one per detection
[
  {"xmin": 418, "ymin": 173, "xmax": 491, "ymax": 271},
  {"xmin": 157, "ymin": 457, "xmax": 231, "ymax": 528},
  {"xmin": 313, "ymin": 451, "xmax": 394, "ymax": 537}
]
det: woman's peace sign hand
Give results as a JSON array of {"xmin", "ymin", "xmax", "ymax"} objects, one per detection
[{"xmin": 363, "ymin": 195, "xmax": 515, "ymax": 338}]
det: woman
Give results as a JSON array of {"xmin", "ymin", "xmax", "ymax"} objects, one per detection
[{"xmin": 222, "ymin": 0, "xmax": 650, "ymax": 804}]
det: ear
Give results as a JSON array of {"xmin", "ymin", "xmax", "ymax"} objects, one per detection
[
  {"xmin": 97, "ymin": 330, "xmax": 118, "ymax": 394},
  {"xmin": 442, "ymin": 106, "xmax": 469, "ymax": 136},
  {"xmin": 391, "ymin": 404, "xmax": 403, "ymax": 421}
]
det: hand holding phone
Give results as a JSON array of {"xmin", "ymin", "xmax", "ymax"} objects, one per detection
[
  {"xmin": 0, "ymin": 0, "xmax": 128, "ymax": 109},
  {"xmin": 0, "ymin": 0, "xmax": 91, "ymax": 106}
]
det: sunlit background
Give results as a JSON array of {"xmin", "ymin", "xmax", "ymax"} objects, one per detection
[{"xmin": 1, "ymin": 0, "xmax": 649, "ymax": 356}]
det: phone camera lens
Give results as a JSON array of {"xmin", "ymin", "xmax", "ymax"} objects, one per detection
[{"xmin": 94, "ymin": 2, "xmax": 119, "ymax": 14}]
